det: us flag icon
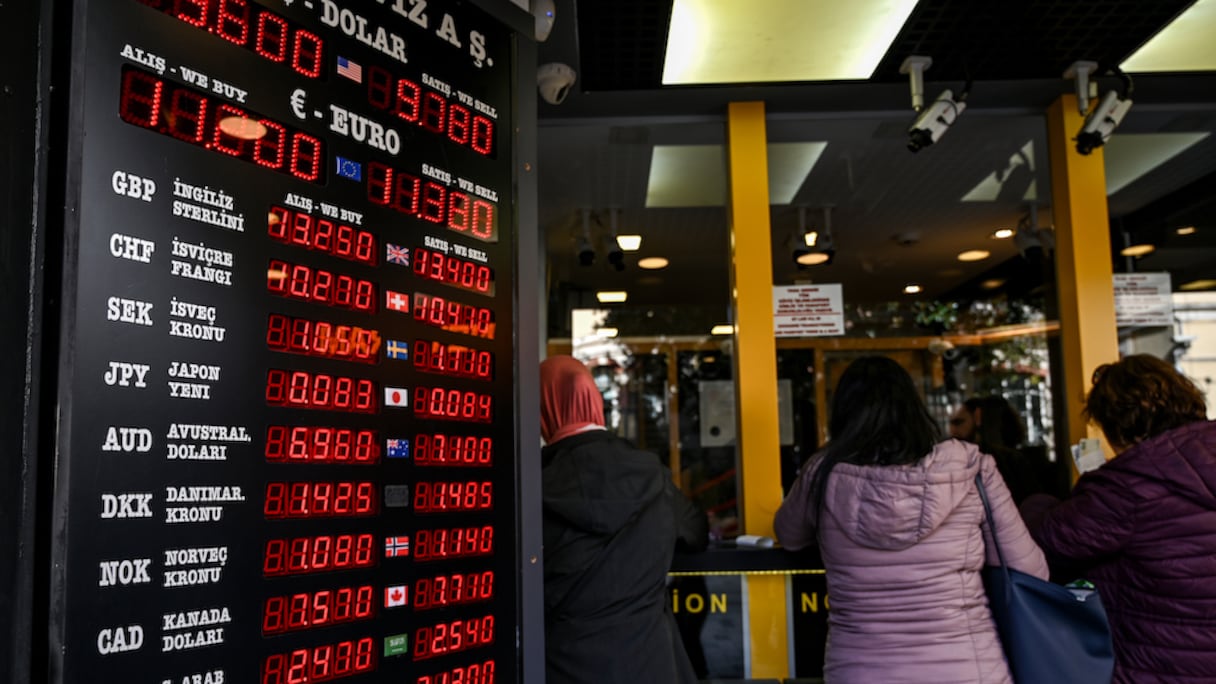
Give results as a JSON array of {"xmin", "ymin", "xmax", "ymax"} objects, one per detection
[{"xmin": 385, "ymin": 585, "xmax": 408, "ymax": 608}]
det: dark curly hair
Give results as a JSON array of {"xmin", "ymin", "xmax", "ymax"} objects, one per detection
[{"xmin": 1085, "ymin": 354, "xmax": 1207, "ymax": 449}]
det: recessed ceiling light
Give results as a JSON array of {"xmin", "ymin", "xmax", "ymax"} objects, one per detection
[
  {"xmin": 595, "ymin": 328, "xmax": 619, "ymax": 338},
  {"xmin": 992, "ymin": 228, "xmax": 1014, "ymax": 239},
  {"xmin": 796, "ymin": 252, "xmax": 831, "ymax": 266},
  {"xmin": 957, "ymin": 249, "xmax": 991, "ymax": 262},
  {"xmin": 663, "ymin": 0, "xmax": 920, "ymax": 84},
  {"xmin": 596, "ymin": 291, "xmax": 628, "ymax": 303},
  {"xmin": 710, "ymin": 324, "xmax": 735, "ymax": 335},
  {"xmin": 903, "ymin": 284, "xmax": 922, "ymax": 294},
  {"xmin": 616, "ymin": 235, "xmax": 642, "ymax": 251},
  {"xmin": 1181, "ymin": 279, "xmax": 1216, "ymax": 291},
  {"xmin": 1120, "ymin": 244, "xmax": 1156, "ymax": 257},
  {"xmin": 1120, "ymin": 0, "xmax": 1216, "ymax": 73},
  {"xmin": 981, "ymin": 279, "xmax": 1006, "ymax": 290},
  {"xmin": 638, "ymin": 257, "xmax": 669, "ymax": 270},
  {"xmin": 1177, "ymin": 226, "xmax": 1197, "ymax": 236}
]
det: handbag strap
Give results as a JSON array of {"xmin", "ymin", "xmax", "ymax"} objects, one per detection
[{"xmin": 974, "ymin": 473, "xmax": 1010, "ymax": 572}]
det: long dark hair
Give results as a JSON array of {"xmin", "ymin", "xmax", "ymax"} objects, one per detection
[{"xmin": 809, "ymin": 356, "xmax": 942, "ymax": 512}]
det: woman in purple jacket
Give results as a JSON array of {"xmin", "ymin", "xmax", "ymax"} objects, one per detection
[
  {"xmin": 1031, "ymin": 355, "xmax": 1216, "ymax": 683},
  {"xmin": 774, "ymin": 356, "xmax": 1047, "ymax": 683}
]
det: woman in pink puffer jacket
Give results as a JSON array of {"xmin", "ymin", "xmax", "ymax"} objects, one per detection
[{"xmin": 775, "ymin": 356, "xmax": 1048, "ymax": 683}]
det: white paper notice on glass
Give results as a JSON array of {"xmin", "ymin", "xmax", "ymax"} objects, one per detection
[{"xmin": 773, "ymin": 284, "xmax": 844, "ymax": 338}]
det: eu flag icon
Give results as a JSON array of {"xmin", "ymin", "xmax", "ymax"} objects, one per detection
[{"xmin": 335, "ymin": 156, "xmax": 362, "ymax": 181}]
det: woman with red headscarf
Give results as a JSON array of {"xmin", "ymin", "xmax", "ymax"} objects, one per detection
[{"xmin": 539, "ymin": 355, "xmax": 705, "ymax": 684}]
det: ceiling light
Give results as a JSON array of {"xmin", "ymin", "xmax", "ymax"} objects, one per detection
[
  {"xmin": 663, "ymin": 0, "xmax": 919, "ymax": 84},
  {"xmin": 710, "ymin": 324, "xmax": 735, "ymax": 335},
  {"xmin": 638, "ymin": 257, "xmax": 669, "ymax": 270},
  {"xmin": 1120, "ymin": 0, "xmax": 1216, "ymax": 73},
  {"xmin": 1177, "ymin": 226, "xmax": 1197, "ymax": 236},
  {"xmin": 1120, "ymin": 244, "xmax": 1155, "ymax": 257},
  {"xmin": 804, "ymin": 230, "xmax": 819, "ymax": 247},
  {"xmin": 903, "ymin": 284, "xmax": 923, "ymax": 294},
  {"xmin": 595, "ymin": 328, "xmax": 619, "ymax": 338},
  {"xmin": 616, "ymin": 235, "xmax": 642, "ymax": 251},
  {"xmin": 596, "ymin": 291, "xmax": 628, "ymax": 303},
  {"xmin": 796, "ymin": 252, "xmax": 832, "ymax": 266},
  {"xmin": 219, "ymin": 116, "xmax": 267, "ymax": 140},
  {"xmin": 981, "ymin": 279, "xmax": 1005, "ymax": 290},
  {"xmin": 1181, "ymin": 279, "xmax": 1216, "ymax": 291},
  {"xmin": 957, "ymin": 249, "xmax": 991, "ymax": 262},
  {"xmin": 992, "ymin": 228, "xmax": 1014, "ymax": 239}
]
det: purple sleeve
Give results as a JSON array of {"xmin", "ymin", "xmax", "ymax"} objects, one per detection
[
  {"xmin": 1031, "ymin": 465, "xmax": 1137, "ymax": 563},
  {"xmin": 774, "ymin": 459, "xmax": 819, "ymax": 551},
  {"xmin": 980, "ymin": 455, "xmax": 1049, "ymax": 579}
]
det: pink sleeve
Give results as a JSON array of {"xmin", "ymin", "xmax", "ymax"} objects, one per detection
[
  {"xmin": 774, "ymin": 458, "xmax": 820, "ymax": 551},
  {"xmin": 980, "ymin": 455, "xmax": 1049, "ymax": 579}
]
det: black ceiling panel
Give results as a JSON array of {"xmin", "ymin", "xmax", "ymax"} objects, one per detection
[
  {"xmin": 571, "ymin": 0, "xmax": 1197, "ymax": 92},
  {"xmin": 872, "ymin": 0, "xmax": 1198, "ymax": 83}
]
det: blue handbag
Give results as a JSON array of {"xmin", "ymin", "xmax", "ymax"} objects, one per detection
[{"xmin": 975, "ymin": 475, "xmax": 1114, "ymax": 684}]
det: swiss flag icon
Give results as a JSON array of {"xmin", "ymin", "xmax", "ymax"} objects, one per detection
[{"xmin": 385, "ymin": 585, "xmax": 408, "ymax": 608}]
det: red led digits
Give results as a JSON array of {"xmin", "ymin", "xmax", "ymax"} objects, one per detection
[
  {"xmin": 413, "ymin": 615, "xmax": 495, "ymax": 661},
  {"xmin": 367, "ymin": 162, "xmax": 497, "ymax": 243},
  {"xmin": 136, "ymin": 0, "xmax": 323, "ymax": 78},
  {"xmin": 366, "ymin": 65, "xmax": 495, "ymax": 156},
  {"xmin": 265, "ymin": 369, "xmax": 377, "ymax": 414},
  {"xmin": 417, "ymin": 660, "xmax": 496, "ymax": 684},
  {"xmin": 261, "ymin": 636, "xmax": 376, "ymax": 683},
  {"xmin": 118, "ymin": 67, "xmax": 323, "ymax": 182},
  {"xmin": 412, "ymin": 247, "xmax": 494, "ymax": 296},
  {"xmin": 413, "ymin": 525, "xmax": 494, "ymax": 562},
  {"xmin": 268, "ymin": 207, "xmax": 377, "ymax": 266},
  {"xmin": 263, "ymin": 533, "xmax": 376, "ymax": 577},
  {"xmin": 262, "ymin": 585, "xmax": 375, "ymax": 635},
  {"xmin": 414, "ymin": 434, "xmax": 493, "ymax": 467},
  {"xmin": 411, "ymin": 293, "xmax": 494, "ymax": 339},
  {"xmin": 413, "ymin": 387, "xmax": 493, "ymax": 423},
  {"xmin": 266, "ymin": 426, "xmax": 380, "ymax": 464},
  {"xmin": 413, "ymin": 340, "xmax": 493, "ymax": 380},
  {"xmin": 267, "ymin": 313, "xmax": 381, "ymax": 364},
  {"xmin": 267, "ymin": 260, "xmax": 377, "ymax": 313},
  {"xmin": 264, "ymin": 481, "xmax": 377, "ymax": 519},
  {"xmin": 413, "ymin": 481, "xmax": 493, "ymax": 513},
  {"xmin": 413, "ymin": 571, "xmax": 495, "ymax": 611}
]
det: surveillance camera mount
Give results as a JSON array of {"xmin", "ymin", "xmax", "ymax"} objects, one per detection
[
  {"xmin": 899, "ymin": 56, "xmax": 933, "ymax": 112},
  {"xmin": 1063, "ymin": 60, "xmax": 1100, "ymax": 115}
]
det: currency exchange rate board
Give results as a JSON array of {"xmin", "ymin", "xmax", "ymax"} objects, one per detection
[{"xmin": 52, "ymin": 1, "xmax": 519, "ymax": 682}]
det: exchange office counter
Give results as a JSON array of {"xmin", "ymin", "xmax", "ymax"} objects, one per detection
[{"xmin": 669, "ymin": 545, "xmax": 829, "ymax": 679}]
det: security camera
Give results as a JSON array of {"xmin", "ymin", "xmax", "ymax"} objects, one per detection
[
  {"xmin": 576, "ymin": 235, "xmax": 595, "ymax": 266},
  {"xmin": 606, "ymin": 244, "xmax": 625, "ymax": 272},
  {"xmin": 538, "ymin": 62, "xmax": 576, "ymax": 105},
  {"xmin": 531, "ymin": 0, "xmax": 556, "ymax": 42},
  {"xmin": 1075, "ymin": 90, "xmax": 1132, "ymax": 155},
  {"xmin": 907, "ymin": 89, "xmax": 965, "ymax": 152}
]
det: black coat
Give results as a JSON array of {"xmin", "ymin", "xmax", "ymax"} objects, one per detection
[{"xmin": 541, "ymin": 430, "xmax": 706, "ymax": 684}]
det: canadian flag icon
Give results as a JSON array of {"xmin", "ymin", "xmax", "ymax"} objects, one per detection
[{"xmin": 385, "ymin": 585, "xmax": 408, "ymax": 608}]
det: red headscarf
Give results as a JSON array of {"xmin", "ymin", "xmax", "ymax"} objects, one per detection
[{"xmin": 539, "ymin": 355, "xmax": 606, "ymax": 444}]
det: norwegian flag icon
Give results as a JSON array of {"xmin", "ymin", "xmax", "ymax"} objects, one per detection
[
  {"xmin": 385, "ymin": 536, "xmax": 410, "ymax": 557},
  {"xmin": 385, "ymin": 585, "xmax": 408, "ymax": 608}
]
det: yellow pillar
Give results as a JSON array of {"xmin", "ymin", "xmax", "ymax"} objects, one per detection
[
  {"xmin": 1046, "ymin": 94, "xmax": 1120, "ymax": 454},
  {"xmin": 725, "ymin": 101, "xmax": 788, "ymax": 678}
]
